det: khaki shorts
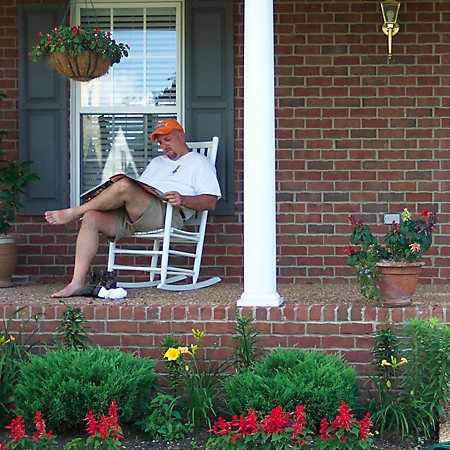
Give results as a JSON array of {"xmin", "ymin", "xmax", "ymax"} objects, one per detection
[{"xmin": 112, "ymin": 198, "xmax": 184, "ymax": 241}]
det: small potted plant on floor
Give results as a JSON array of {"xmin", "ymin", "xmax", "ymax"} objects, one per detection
[
  {"xmin": 345, "ymin": 208, "xmax": 437, "ymax": 306},
  {"xmin": 28, "ymin": 24, "xmax": 130, "ymax": 81},
  {"xmin": 0, "ymin": 92, "xmax": 40, "ymax": 286}
]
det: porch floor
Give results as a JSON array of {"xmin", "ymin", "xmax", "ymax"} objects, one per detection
[{"xmin": 0, "ymin": 282, "xmax": 448, "ymax": 307}]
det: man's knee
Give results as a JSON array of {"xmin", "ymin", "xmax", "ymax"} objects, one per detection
[
  {"xmin": 82, "ymin": 210, "xmax": 108, "ymax": 228},
  {"xmin": 113, "ymin": 178, "xmax": 141, "ymax": 198}
]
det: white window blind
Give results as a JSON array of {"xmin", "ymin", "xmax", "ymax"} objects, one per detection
[
  {"xmin": 79, "ymin": 7, "xmax": 177, "ymax": 107},
  {"xmin": 74, "ymin": 2, "xmax": 181, "ymax": 198}
]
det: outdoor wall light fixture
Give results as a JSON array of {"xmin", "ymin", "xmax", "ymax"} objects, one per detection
[{"xmin": 380, "ymin": 0, "xmax": 401, "ymax": 59}]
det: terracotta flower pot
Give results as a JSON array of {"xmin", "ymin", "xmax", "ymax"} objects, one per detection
[
  {"xmin": 48, "ymin": 50, "xmax": 112, "ymax": 82},
  {"xmin": 376, "ymin": 261, "xmax": 424, "ymax": 307},
  {"xmin": 0, "ymin": 235, "xmax": 17, "ymax": 287}
]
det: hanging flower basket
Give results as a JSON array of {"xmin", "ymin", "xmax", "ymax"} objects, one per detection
[
  {"xmin": 29, "ymin": 25, "xmax": 129, "ymax": 82},
  {"xmin": 48, "ymin": 50, "xmax": 112, "ymax": 82}
]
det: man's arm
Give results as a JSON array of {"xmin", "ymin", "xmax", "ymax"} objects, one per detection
[{"xmin": 164, "ymin": 192, "xmax": 218, "ymax": 211}]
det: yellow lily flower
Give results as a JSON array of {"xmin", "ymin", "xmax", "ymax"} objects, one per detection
[
  {"xmin": 163, "ymin": 347, "xmax": 181, "ymax": 361},
  {"xmin": 178, "ymin": 346, "xmax": 192, "ymax": 356}
]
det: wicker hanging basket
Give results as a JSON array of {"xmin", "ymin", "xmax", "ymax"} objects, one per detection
[{"xmin": 48, "ymin": 50, "xmax": 113, "ymax": 82}]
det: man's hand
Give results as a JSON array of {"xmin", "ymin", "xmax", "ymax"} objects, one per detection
[
  {"xmin": 164, "ymin": 191, "xmax": 218, "ymax": 211},
  {"xmin": 165, "ymin": 191, "xmax": 183, "ymax": 207}
]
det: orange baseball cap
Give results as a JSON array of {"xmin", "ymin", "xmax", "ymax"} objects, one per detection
[{"xmin": 150, "ymin": 118, "xmax": 184, "ymax": 141}]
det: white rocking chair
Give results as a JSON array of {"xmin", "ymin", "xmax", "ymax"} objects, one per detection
[{"xmin": 106, "ymin": 136, "xmax": 221, "ymax": 291}]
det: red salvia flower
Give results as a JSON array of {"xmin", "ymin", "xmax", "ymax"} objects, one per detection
[
  {"xmin": 246, "ymin": 408, "xmax": 258, "ymax": 433},
  {"xmin": 319, "ymin": 417, "xmax": 331, "ymax": 441},
  {"xmin": 106, "ymin": 401, "xmax": 123, "ymax": 440},
  {"xmin": 98, "ymin": 415, "xmax": 109, "ymax": 440},
  {"xmin": 84, "ymin": 410, "xmax": 98, "ymax": 436},
  {"xmin": 210, "ymin": 416, "xmax": 231, "ymax": 435},
  {"xmin": 261, "ymin": 406, "xmax": 289, "ymax": 434},
  {"xmin": 359, "ymin": 412, "xmax": 373, "ymax": 440},
  {"xmin": 332, "ymin": 400, "xmax": 354, "ymax": 430},
  {"xmin": 6, "ymin": 415, "xmax": 27, "ymax": 441},
  {"xmin": 292, "ymin": 405, "xmax": 306, "ymax": 434},
  {"xmin": 33, "ymin": 410, "xmax": 47, "ymax": 442}
]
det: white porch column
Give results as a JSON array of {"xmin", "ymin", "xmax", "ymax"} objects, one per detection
[{"xmin": 238, "ymin": 0, "xmax": 283, "ymax": 307}]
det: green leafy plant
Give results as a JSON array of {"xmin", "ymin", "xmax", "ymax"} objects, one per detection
[
  {"xmin": 369, "ymin": 318, "xmax": 450, "ymax": 440},
  {"xmin": 13, "ymin": 347, "xmax": 156, "ymax": 431},
  {"xmin": 371, "ymin": 326, "xmax": 400, "ymax": 386},
  {"xmin": 161, "ymin": 329, "xmax": 229, "ymax": 430},
  {"xmin": 345, "ymin": 208, "xmax": 437, "ymax": 300},
  {"xmin": 0, "ymin": 307, "xmax": 42, "ymax": 422},
  {"xmin": 224, "ymin": 347, "xmax": 361, "ymax": 431},
  {"xmin": 230, "ymin": 310, "xmax": 263, "ymax": 371},
  {"xmin": 29, "ymin": 25, "xmax": 129, "ymax": 64},
  {"xmin": 55, "ymin": 305, "xmax": 92, "ymax": 350},
  {"xmin": 138, "ymin": 392, "xmax": 191, "ymax": 442}
]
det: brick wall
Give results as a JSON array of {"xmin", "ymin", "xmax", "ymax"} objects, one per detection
[
  {"xmin": 2, "ymin": 302, "xmax": 449, "ymax": 386},
  {"xmin": 1, "ymin": 0, "xmax": 449, "ymax": 286}
]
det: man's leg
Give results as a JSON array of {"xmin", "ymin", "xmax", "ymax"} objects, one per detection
[
  {"xmin": 50, "ymin": 210, "xmax": 117, "ymax": 298},
  {"xmin": 48, "ymin": 179, "xmax": 156, "ymax": 298},
  {"xmin": 45, "ymin": 178, "xmax": 152, "ymax": 226}
]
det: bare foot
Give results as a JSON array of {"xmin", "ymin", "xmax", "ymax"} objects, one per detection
[
  {"xmin": 45, "ymin": 209, "xmax": 80, "ymax": 225},
  {"xmin": 50, "ymin": 282, "xmax": 85, "ymax": 298}
]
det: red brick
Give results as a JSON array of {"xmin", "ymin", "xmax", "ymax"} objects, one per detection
[{"xmin": 107, "ymin": 321, "xmax": 138, "ymax": 333}]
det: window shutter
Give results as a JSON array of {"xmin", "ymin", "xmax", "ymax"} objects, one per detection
[
  {"xmin": 18, "ymin": 4, "xmax": 69, "ymax": 215},
  {"xmin": 186, "ymin": 1, "xmax": 234, "ymax": 215}
]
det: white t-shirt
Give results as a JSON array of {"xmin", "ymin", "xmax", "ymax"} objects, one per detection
[{"xmin": 138, "ymin": 151, "xmax": 221, "ymax": 219}]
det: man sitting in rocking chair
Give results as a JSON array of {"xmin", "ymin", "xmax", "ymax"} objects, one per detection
[{"xmin": 45, "ymin": 119, "xmax": 221, "ymax": 298}]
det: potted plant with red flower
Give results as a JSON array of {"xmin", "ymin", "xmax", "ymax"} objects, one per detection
[
  {"xmin": 29, "ymin": 25, "xmax": 130, "ymax": 81},
  {"xmin": 345, "ymin": 208, "xmax": 437, "ymax": 305}
]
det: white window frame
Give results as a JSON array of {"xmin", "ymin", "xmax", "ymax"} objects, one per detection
[{"xmin": 70, "ymin": 0, "xmax": 185, "ymax": 205}]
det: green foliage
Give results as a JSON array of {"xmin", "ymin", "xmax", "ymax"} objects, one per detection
[
  {"xmin": 13, "ymin": 347, "xmax": 156, "ymax": 431},
  {"xmin": 161, "ymin": 329, "xmax": 230, "ymax": 430},
  {"xmin": 230, "ymin": 310, "xmax": 263, "ymax": 370},
  {"xmin": 29, "ymin": 25, "xmax": 129, "ymax": 64},
  {"xmin": 372, "ymin": 326, "xmax": 400, "ymax": 383},
  {"xmin": 370, "ymin": 318, "xmax": 450, "ymax": 439},
  {"xmin": 224, "ymin": 347, "xmax": 361, "ymax": 431},
  {"xmin": 138, "ymin": 392, "xmax": 191, "ymax": 442},
  {"xmin": 346, "ymin": 209, "xmax": 437, "ymax": 300},
  {"xmin": 54, "ymin": 305, "xmax": 92, "ymax": 350},
  {"xmin": 0, "ymin": 307, "xmax": 42, "ymax": 423}
]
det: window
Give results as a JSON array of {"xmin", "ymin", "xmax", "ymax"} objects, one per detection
[{"xmin": 72, "ymin": 1, "xmax": 183, "ymax": 201}]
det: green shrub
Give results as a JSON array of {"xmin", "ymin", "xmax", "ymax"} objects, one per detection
[
  {"xmin": 13, "ymin": 347, "xmax": 157, "ymax": 430},
  {"xmin": 370, "ymin": 318, "xmax": 450, "ymax": 439},
  {"xmin": 0, "ymin": 307, "xmax": 42, "ymax": 423},
  {"xmin": 224, "ymin": 347, "xmax": 360, "ymax": 430}
]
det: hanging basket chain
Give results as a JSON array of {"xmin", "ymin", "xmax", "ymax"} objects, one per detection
[{"xmin": 60, "ymin": 0, "xmax": 100, "ymax": 29}]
